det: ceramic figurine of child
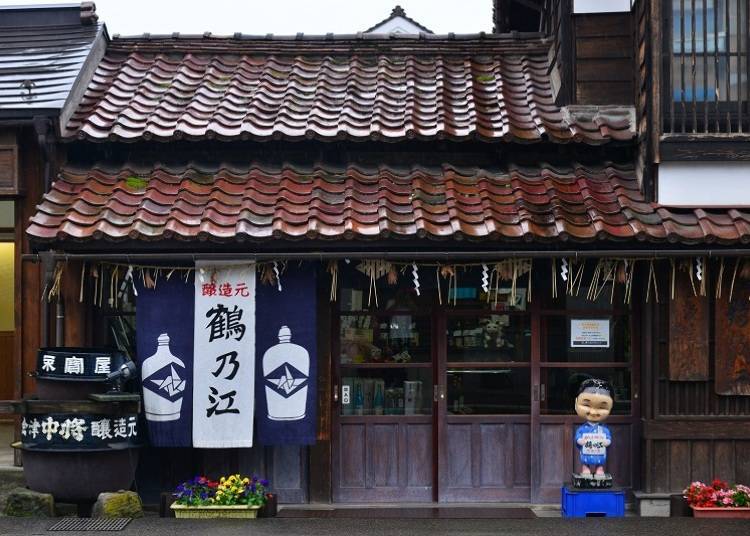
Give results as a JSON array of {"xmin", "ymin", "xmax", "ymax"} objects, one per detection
[{"xmin": 574, "ymin": 378, "xmax": 614, "ymax": 485}]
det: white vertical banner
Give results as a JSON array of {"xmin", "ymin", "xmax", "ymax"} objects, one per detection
[{"xmin": 193, "ymin": 261, "xmax": 255, "ymax": 448}]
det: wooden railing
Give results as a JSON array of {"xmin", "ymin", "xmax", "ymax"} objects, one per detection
[{"xmin": 663, "ymin": 0, "xmax": 750, "ymax": 134}]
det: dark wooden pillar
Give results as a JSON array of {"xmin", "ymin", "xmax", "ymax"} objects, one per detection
[{"xmin": 309, "ymin": 275, "xmax": 332, "ymax": 502}]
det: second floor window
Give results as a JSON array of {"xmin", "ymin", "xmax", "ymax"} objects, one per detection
[{"xmin": 668, "ymin": 0, "xmax": 749, "ymax": 133}]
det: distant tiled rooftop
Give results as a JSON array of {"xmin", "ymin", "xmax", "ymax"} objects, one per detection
[
  {"xmin": 0, "ymin": 2, "xmax": 106, "ymax": 119},
  {"xmin": 63, "ymin": 34, "xmax": 634, "ymax": 144},
  {"xmin": 27, "ymin": 161, "xmax": 747, "ymax": 245},
  {"xmin": 364, "ymin": 5, "xmax": 434, "ymax": 34}
]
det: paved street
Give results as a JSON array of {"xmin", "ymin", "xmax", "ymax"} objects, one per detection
[{"xmin": 0, "ymin": 517, "xmax": 749, "ymax": 536}]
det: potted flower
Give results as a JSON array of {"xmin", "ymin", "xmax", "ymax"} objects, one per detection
[
  {"xmin": 171, "ymin": 474, "xmax": 269, "ymax": 519},
  {"xmin": 683, "ymin": 479, "xmax": 750, "ymax": 518}
]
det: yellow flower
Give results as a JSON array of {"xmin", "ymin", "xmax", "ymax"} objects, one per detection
[{"xmin": 243, "ymin": 478, "xmax": 250, "ymax": 484}]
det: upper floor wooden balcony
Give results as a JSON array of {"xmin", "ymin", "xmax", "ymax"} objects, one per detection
[{"xmin": 663, "ymin": 0, "xmax": 750, "ymax": 135}]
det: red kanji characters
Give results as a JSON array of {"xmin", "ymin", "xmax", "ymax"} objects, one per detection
[
  {"xmin": 219, "ymin": 282, "xmax": 233, "ymax": 297},
  {"xmin": 234, "ymin": 282, "xmax": 250, "ymax": 297},
  {"xmin": 201, "ymin": 283, "xmax": 217, "ymax": 296}
]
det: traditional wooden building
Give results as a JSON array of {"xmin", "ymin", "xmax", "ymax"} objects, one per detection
[
  {"xmin": 0, "ymin": 1, "xmax": 104, "ymax": 411},
  {"xmin": 7, "ymin": 1, "xmax": 750, "ymax": 512}
]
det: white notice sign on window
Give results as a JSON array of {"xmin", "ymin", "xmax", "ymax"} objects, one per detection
[{"xmin": 570, "ymin": 319, "xmax": 610, "ymax": 348}]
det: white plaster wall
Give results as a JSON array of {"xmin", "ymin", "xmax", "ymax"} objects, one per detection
[
  {"xmin": 574, "ymin": 0, "xmax": 633, "ymax": 13},
  {"xmin": 658, "ymin": 161, "xmax": 750, "ymax": 206},
  {"xmin": 367, "ymin": 17, "xmax": 426, "ymax": 34}
]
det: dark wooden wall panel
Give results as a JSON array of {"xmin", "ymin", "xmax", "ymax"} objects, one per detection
[
  {"xmin": 713, "ymin": 441, "xmax": 736, "ymax": 483},
  {"xmin": 513, "ymin": 424, "xmax": 531, "ymax": 486},
  {"xmin": 736, "ymin": 444, "xmax": 750, "ymax": 483},
  {"xmin": 446, "ymin": 424, "xmax": 472, "ymax": 487},
  {"xmin": 541, "ymin": 0, "xmax": 573, "ymax": 105},
  {"xmin": 715, "ymin": 295, "xmax": 750, "ymax": 395},
  {"xmin": 371, "ymin": 424, "xmax": 398, "ymax": 487},
  {"xmin": 405, "ymin": 424, "xmax": 432, "ymax": 487},
  {"xmin": 334, "ymin": 421, "xmax": 432, "ymax": 503},
  {"xmin": 573, "ymin": 13, "xmax": 634, "ymax": 105},
  {"xmin": 16, "ymin": 128, "xmax": 43, "ymax": 401},
  {"xmin": 651, "ymin": 440, "xmax": 670, "ymax": 492},
  {"xmin": 645, "ymin": 440, "xmax": 750, "ymax": 492},
  {"xmin": 607, "ymin": 424, "xmax": 633, "ymax": 488},
  {"xmin": 576, "ymin": 84, "xmax": 634, "ymax": 106},
  {"xmin": 668, "ymin": 275, "xmax": 709, "ymax": 381},
  {"xmin": 538, "ymin": 424, "xmax": 566, "ymax": 495},
  {"xmin": 0, "ymin": 331, "xmax": 13, "ymax": 401},
  {"xmin": 61, "ymin": 260, "xmax": 89, "ymax": 347},
  {"xmin": 441, "ymin": 421, "xmax": 530, "ymax": 502},
  {"xmin": 479, "ymin": 424, "xmax": 506, "ymax": 486},
  {"xmin": 668, "ymin": 440, "xmax": 690, "ymax": 491},
  {"xmin": 272, "ymin": 445, "xmax": 308, "ymax": 503},
  {"xmin": 339, "ymin": 424, "xmax": 365, "ymax": 488},
  {"xmin": 690, "ymin": 441, "xmax": 712, "ymax": 484}
]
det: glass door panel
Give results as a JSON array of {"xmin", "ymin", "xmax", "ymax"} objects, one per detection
[
  {"xmin": 439, "ymin": 305, "xmax": 532, "ymax": 503},
  {"xmin": 446, "ymin": 368, "xmax": 531, "ymax": 415},
  {"xmin": 447, "ymin": 314, "xmax": 530, "ymax": 363},
  {"xmin": 539, "ymin": 367, "xmax": 632, "ymax": 416},
  {"xmin": 333, "ymin": 263, "xmax": 435, "ymax": 503}
]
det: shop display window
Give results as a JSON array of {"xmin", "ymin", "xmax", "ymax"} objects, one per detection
[
  {"xmin": 447, "ymin": 314, "xmax": 530, "ymax": 363},
  {"xmin": 544, "ymin": 315, "xmax": 631, "ymax": 363},
  {"xmin": 540, "ymin": 367, "xmax": 632, "ymax": 416},
  {"xmin": 338, "ymin": 313, "xmax": 432, "ymax": 417},
  {"xmin": 339, "ymin": 314, "xmax": 431, "ymax": 364},
  {"xmin": 446, "ymin": 368, "xmax": 531, "ymax": 415},
  {"xmin": 339, "ymin": 368, "xmax": 432, "ymax": 416}
]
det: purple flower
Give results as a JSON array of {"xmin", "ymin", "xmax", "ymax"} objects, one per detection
[{"xmin": 260, "ymin": 479, "xmax": 269, "ymax": 487}]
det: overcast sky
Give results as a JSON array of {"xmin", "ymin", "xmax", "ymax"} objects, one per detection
[{"xmin": 3, "ymin": 0, "xmax": 493, "ymax": 36}]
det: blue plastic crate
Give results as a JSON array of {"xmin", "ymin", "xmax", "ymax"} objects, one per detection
[{"xmin": 561, "ymin": 486, "xmax": 625, "ymax": 518}]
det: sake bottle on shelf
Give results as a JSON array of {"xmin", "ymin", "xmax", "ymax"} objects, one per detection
[
  {"xmin": 374, "ymin": 382, "xmax": 384, "ymax": 415},
  {"xmin": 354, "ymin": 383, "xmax": 364, "ymax": 416}
]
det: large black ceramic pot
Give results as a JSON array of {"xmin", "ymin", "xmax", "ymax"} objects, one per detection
[
  {"xmin": 16, "ymin": 399, "xmax": 141, "ymax": 502},
  {"xmin": 34, "ymin": 348, "xmax": 130, "ymax": 400}
]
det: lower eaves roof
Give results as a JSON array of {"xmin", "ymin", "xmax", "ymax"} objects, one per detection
[{"xmin": 26, "ymin": 162, "xmax": 750, "ymax": 245}]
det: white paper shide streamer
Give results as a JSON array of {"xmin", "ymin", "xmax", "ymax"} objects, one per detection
[
  {"xmin": 412, "ymin": 262, "xmax": 420, "ymax": 296},
  {"xmin": 481, "ymin": 263, "xmax": 489, "ymax": 293}
]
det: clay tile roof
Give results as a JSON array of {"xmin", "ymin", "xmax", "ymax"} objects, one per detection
[
  {"xmin": 62, "ymin": 35, "xmax": 635, "ymax": 144},
  {"xmin": 27, "ymin": 161, "xmax": 747, "ymax": 245}
]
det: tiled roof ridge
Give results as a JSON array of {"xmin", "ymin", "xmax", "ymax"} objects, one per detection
[
  {"xmin": 106, "ymin": 32, "xmax": 549, "ymax": 55},
  {"xmin": 59, "ymin": 159, "xmax": 633, "ymax": 177}
]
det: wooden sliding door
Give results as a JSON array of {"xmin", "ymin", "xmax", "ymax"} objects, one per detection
[
  {"xmin": 331, "ymin": 263, "xmax": 640, "ymax": 504},
  {"xmin": 437, "ymin": 307, "xmax": 532, "ymax": 502}
]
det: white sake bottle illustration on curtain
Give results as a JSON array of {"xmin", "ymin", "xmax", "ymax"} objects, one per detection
[
  {"xmin": 263, "ymin": 326, "xmax": 309, "ymax": 421},
  {"xmin": 142, "ymin": 333, "xmax": 186, "ymax": 422}
]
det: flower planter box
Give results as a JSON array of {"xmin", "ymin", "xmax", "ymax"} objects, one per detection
[
  {"xmin": 170, "ymin": 504, "xmax": 261, "ymax": 519},
  {"xmin": 691, "ymin": 506, "xmax": 750, "ymax": 519}
]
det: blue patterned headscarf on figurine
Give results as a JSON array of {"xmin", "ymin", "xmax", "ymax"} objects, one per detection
[{"xmin": 573, "ymin": 378, "xmax": 614, "ymax": 489}]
